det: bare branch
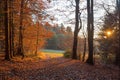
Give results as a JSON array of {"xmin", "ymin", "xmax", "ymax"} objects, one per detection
[
  {"xmin": 67, "ymin": 0, "xmax": 76, "ymax": 7},
  {"xmin": 78, "ymin": 12, "xmax": 82, "ymax": 32},
  {"xmin": 101, "ymin": 2, "xmax": 119, "ymax": 20}
]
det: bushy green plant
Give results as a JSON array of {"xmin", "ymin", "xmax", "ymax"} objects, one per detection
[
  {"xmin": 63, "ymin": 50, "xmax": 72, "ymax": 58},
  {"xmin": 100, "ymin": 52, "xmax": 115, "ymax": 64}
]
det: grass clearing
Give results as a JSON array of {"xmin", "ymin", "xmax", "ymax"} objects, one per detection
[{"xmin": 40, "ymin": 49, "xmax": 64, "ymax": 59}]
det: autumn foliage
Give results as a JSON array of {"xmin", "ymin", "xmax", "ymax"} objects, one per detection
[{"xmin": 0, "ymin": 0, "xmax": 53, "ymax": 59}]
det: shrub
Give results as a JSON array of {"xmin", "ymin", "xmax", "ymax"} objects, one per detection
[
  {"xmin": 100, "ymin": 52, "xmax": 115, "ymax": 64},
  {"xmin": 63, "ymin": 50, "xmax": 72, "ymax": 58}
]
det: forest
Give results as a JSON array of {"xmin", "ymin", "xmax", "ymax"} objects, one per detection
[{"xmin": 0, "ymin": 0, "xmax": 120, "ymax": 80}]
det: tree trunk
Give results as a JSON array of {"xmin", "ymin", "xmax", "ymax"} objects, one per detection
[
  {"xmin": 72, "ymin": 0, "xmax": 79, "ymax": 59},
  {"xmin": 18, "ymin": 0, "xmax": 24, "ymax": 58},
  {"xmin": 82, "ymin": 37, "xmax": 86, "ymax": 62},
  {"xmin": 4, "ymin": 0, "xmax": 11, "ymax": 60},
  {"xmin": 11, "ymin": 0, "xmax": 15, "ymax": 57},
  {"xmin": 115, "ymin": 0, "xmax": 120, "ymax": 67},
  {"xmin": 9, "ymin": 0, "xmax": 14, "ymax": 58},
  {"xmin": 86, "ymin": 0, "xmax": 94, "ymax": 65},
  {"xmin": 35, "ymin": 22, "xmax": 39, "ymax": 56},
  {"xmin": 119, "ymin": 0, "xmax": 120, "ymax": 67}
]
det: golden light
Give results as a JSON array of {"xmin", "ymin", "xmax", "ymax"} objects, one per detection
[{"xmin": 106, "ymin": 31, "xmax": 112, "ymax": 36}]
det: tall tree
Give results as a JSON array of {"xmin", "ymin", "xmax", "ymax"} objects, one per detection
[
  {"xmin": 11, "ymin": 0, "xmax": 15, "ymax": 57},
  {"xmin": 82, "ymin": 30, "xmax": 87, "ymax": 62},
  {"xmin": 98, "ymin": 0, "xmax": 120, "ymax": 66},
  {"xmin": 9, "ymin": 0, "xmax": 14, "ymax": 58},
  {"xmin": 17, "ymin": 0, "xmax": 25, "ymax": 58},
  {"xmin": 115, "ymin": 0, "xmax": 120, "ymax": 66},
  {"xmin": 118, "ymin": 0, "xmax": 120, "ymax": 67},
  {"xmin": 86, "ymin": 0, "xmax": 94, "ymax": 65},
  {"xmin": 72, "ymin": 0, "xmax": 82, "ymax": 59},
  {"xmin": 0, "ymin": 1, "xmax": 5, "ymax": 52},
  {"xmin": 4, "ymin": 0, "xmax": 11, "ymax": 60}
]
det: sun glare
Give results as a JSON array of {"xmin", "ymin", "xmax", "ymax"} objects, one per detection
[{"xmin": 106, "ymin": 31, "xmax": 112, "ymax": 36}]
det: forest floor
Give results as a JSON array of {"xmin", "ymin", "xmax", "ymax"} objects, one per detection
[{"xmin": 0, "ymin": 56, "xmax": 120, "ymax": 80}]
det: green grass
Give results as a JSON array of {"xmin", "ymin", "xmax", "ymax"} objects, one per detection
[
  {"xmin": 40, "ymin": 49, "xmax": 65, "ymax": 58},
  {"xmin": 41, "ymin": 49, "xmax": 65, "ymax": 54}
]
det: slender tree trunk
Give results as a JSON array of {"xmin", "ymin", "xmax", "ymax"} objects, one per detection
[
  {"xmin": 82, "ymin": 37, "xmax": 86, "ymax": 62},
  {"xmin": 72, "ymin": 0, "xmax": 79, "ymax": 59},
  {"xmin": 35, "ymin": 23, "xmax": 39, "ymax": 56},
  {"xmin": 86, "ymin": 0, "xmax": 91, "ymax": 63},
  {"xmin": 4, "ymin": 0, "xmax": 11, "ymax": 60},
  {"xmin": 35, "ymin": 35, "xmax": 38, "ymax": 56},
  {"xmin": 115, "ymin": 0, "xmax": 120, "ymax": 67},
  {"xmin": 119, "ymin": 0, "xmax": 120, "ymax": 67},
  {"xmin": 11, "ymin": 0, "xmax": 15, "ymax": 56},
  {"xmin": 86, "ymin": 0, "xmax": 94, "ymax": 65},
  {"xmin": 18, "ymin": 0, "xmax": 24, "ymax": 58},
  {"xmin": 9, "ymin": 0, "xmax": 13, "ymax": 58}
]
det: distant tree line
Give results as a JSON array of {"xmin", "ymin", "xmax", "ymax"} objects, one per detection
[{"xmin": 45, "ymin": 23, "xmax": 86, "ymax": 52}]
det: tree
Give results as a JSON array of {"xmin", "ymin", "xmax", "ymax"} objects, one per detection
[
  {"xmin": 72, "ymin": 0, "xmax": 82, "ymax": 59},
  {"xmin": 98, "ymin": 0, "xmax": 120, "ymax": 66},
  {"xmin": 0, "ymin": 1, "xmax": 5, "ymax": 52},
  {"xmin": 45, "ymin": 24, "xmax": 73, "ymax": 50},
  {"xmin": 82, "ymin": 29, "xmax": 87, "ymax": 62},
  {"xmin": 66, "ymin": 26, "xmax": 72, "ymax": 35},
  {"xmin": 115, "ymin": 0, "xmax": 120, "ymax": 66},
  {"xmin": 2, "ymin": 0, "xmax": 15, "ymax": 60},
  {"xmin": 60, "ymin": 23, "xmax": 66, "ymax": 34},
  {"xmin": 23, "ymin": 20, "xmax": 53, "ymax": 55},
  {"xmin": 9, "ymin": 0, "xmax": 14, "ymax": 58},
  {"xmin": 86, "ymin": 0, "xmax": 94, "ymax": 65},
  {"xmin": 4, "ymin": 0, "xmax": 11, "ymax": 60},
  {"xmin": 17, "ymin": 0, "xmax": 25, "ymax": 58},
  {"xmin": 1, "ymin": 0, "xmax": 54, "ymax": 59}
]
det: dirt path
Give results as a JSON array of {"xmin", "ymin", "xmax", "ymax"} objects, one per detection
[{"xmin": 0, "ymin": 57, "xmax": 119, "ymax": 80}]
